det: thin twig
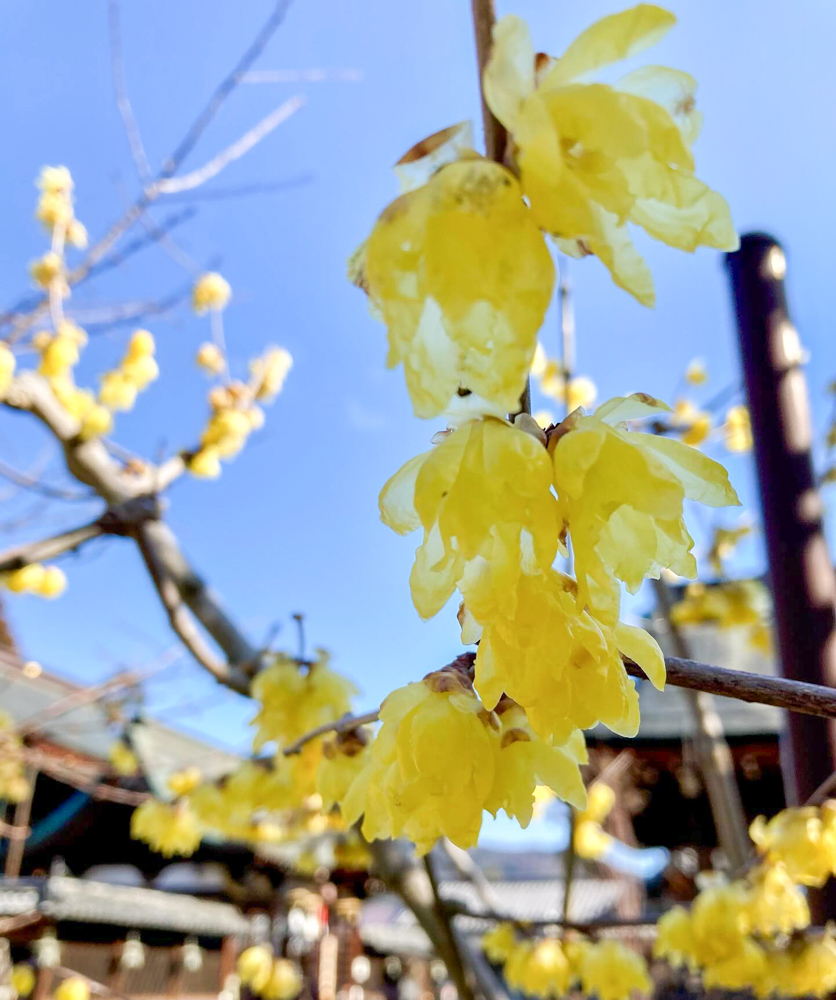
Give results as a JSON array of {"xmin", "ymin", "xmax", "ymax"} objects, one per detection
[
  {"xmin": 444, "ymin": 899, "xmax": 658, "ymax": 934},
  {"xmin": 160, "ymin": 0, "xmax": 298, "ymax": 179},
  {"xmin": 0, "ymin": 458, "xmax": 93, "ymax": 502},
  {"xmin": 282, "ymin": 710, "xmax": 379, "ymax": 756},
  {"xmin": 108, "ymin": 0, "xmax": 153, "ymax": 183},
  {"xmin": 153, "ymin": 96, "xmax": 305, "ymax": 195},
  {"xmin": 469, "ymin": 0, "xmax": 507, "ymax": 164}
]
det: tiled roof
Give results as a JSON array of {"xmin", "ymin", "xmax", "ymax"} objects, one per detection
[{"xmin": 0, "ymin": 875, "xmax": 250, "ymax": 937}]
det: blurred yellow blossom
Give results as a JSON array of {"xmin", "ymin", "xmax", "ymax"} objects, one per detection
[
  {"xmin": 685, "ymin": 358, "xmax": 708, "ymax": 384},
  {"xmin": 196, "ymin": 342, "xmax": 225, "ymax": 375},
  {"xmin": 193, "ymin": 272, "xmax": 231, "ymax": 313},
  {"xmin": 109, "ymin": 740, "xmax": 139, "ymax": 777},
  {"xmin": 724, "ymin": 404, "xmax": 753, "ymax": 452}
]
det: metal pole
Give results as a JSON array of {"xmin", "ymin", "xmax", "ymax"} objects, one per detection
[{"xmin": 725, "ymin": 234, "xmax": 836, "ymax": 805}]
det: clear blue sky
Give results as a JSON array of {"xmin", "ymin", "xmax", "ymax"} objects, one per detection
[{"xmin": 2, "ymin": 0, "xmax": 835, "ymax": 778}]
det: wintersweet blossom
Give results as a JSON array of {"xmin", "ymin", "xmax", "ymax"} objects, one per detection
[
  {"xmin": 483, "ymin": 5, "xmax": 738, "ymax": 305},
  {"xmin": 363, "ymin": 147, "xmax": 554, "ymax": 418},
  {"xmin": 379, "ymin": 416, "xmax": 560, "ymax": 620}
]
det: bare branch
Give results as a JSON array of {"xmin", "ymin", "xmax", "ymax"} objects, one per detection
[
  {"xmin": 152, "ymin": 96, "xmax": 305, "ymax": 196},
  {"xmin": 470, "ymin": 0, "xmax": 507, "ymax": 165},
  {"xmin": 625, "ymin": 655, "xmax": 836, "ymax": 719},
  {"xmin": 159, "ymin": 0, "xmax": 298, "ymax": 179},
  {"xmin": 0, "ymin": 457, "xmax": 93, "ymax": 502},
  {"xmin": 239, "ymin": 68, "xmax": 363, "ymax": 84},
  {"xmin": 282, "ymin": 710, "xmax": 379, "ymax": 756},
  {"xmin": 134, "ymin": 520, "xmax": 254, "ymax": 694},
  {"xmin": 158, "ymin": 173, "xmax": 313, "ymax": 203},
  {"xmin": 443, "ymin": 899, "xmax": 658, "ymax": 934},
  {"xmin": 108, "ymin": 0, "xmax": 153, "ymax": 183}
]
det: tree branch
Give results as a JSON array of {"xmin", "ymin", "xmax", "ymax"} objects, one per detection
[
  {"xmin": 282, "ymin": 710, "xmax": 379, "ymax": 756},
  {"xmin": 134, "ymin": 520, "xmax": 255, "ymax": 694},
  {"xmin": 0, "ymin": 495, "xmax": 160, "ymax": 574},
  {"xmin": 152, "ymin": 96, "xmax": 305, "ymax": 196}
]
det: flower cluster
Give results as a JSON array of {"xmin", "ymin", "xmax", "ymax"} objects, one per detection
[
  {"xmin": 130, "ymin": 798, "xmax": 204, "ymax": 857},
  {"xmin": 1, "ymin": 563, "xmax": 66, "ymax": 598},
  {"xmin": 652, "ymin": 805, "xmax": 836, "ymax": 997},
  {"xmin": 484, "ymin": 925, "xmax": 650, "ymax": 1000},
  {"xmin": 0, "ymin": 710, "xmax": 30, "ymax": 803},
  {"xmin": 348, "ymin": 5, "xmax": 739, "ymax": 858},
  {"xmin": 340, "ymin": 663, "xmax": 587, "ymax": 854},
  {"xmin": 237, "ymin": 947, "xmax": 302, "ymax": 1000},
  {"xmin": 671, "ymin": 579, "xmax": 772, "ymax": 654}
]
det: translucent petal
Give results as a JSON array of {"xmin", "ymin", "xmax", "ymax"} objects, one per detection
[
  {"xmin": 379, "ymin": 452, "xmax": 426, "ymax": 534},
  {"xmin": 483, "ymin": 15, "xmax": 536, "ymax": 134},
  {"xmin": 618, "ymin": 64, "xmax": 703, "ymax": 145},
  {"xmin": 596, "ymin": 392, "xmax": 670, "ymax": 423},
  {"xmin": 393, "ymin": 122, "xmax": 475, "ymax": 194},
  {"xmin": 614, "ymin": 621, "xmax": 666, "ymax": 690},
  {"xmin": 640, "ymin": 432, "xmax": 741, "ymax": 507},
  {"xmin": 542, "ymin": 5, "xmax": 677, "ymax": 89}
]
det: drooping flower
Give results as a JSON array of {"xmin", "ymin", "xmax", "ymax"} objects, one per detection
[
  {"xmin": 238, "ymin": 947, "xmax": 274, "ymax": 994},
  {"xmin": 341, "ymin": 666, "xmax": 499, "ymax": 854},
  {"xmin": 550, "ymin": 393, "xmax": 739, "ymax": 621},
  {"xmin": 251, "ymin": 649, "xmax": 358, "ymax": 749},
  {"xmin": 316, "ymin": 729, "xmax": 370, "ymax": 811},
  {"xmin": 749, "ymin": 802, "xmax": 836, "ymax": 887},
  {"xmin": 482, "ymin": 923, "xmax": 519, "ymax": 964},
  {"xmin": 485, "ymin": 704, "xmax": 587, "ymax": 826},
  {"xmin": 576, "ymin": 940, "xmax": 652, "ymax": 1000},
  {"xmin": 130, "ymin": 798, "xmax": 203, "ymax": 857},
  {"xmin": 380, "ymin": 416, "xmax": 560, "ymax": 620},
  {"xmin": 363, "ymin": 140, "xmax": 554, "ymax": 418},
  {"xmin": 471, "ymin": 567, "xmax": 665, "ymax": 743},
  {"xmin": 483, "ymin": 6, "xmax": 738, "ymax": 305}
]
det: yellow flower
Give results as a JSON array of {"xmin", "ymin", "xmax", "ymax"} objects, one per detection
[
  {"xmin": 510, "ymin": 938, "xmax": 572, "ymax": 999},
  {"xmin": 573, "ymin": 781, "xmax": 617, "ymax": 859},
  {"xmin": 483, "ymin": 7, "xmax": 737, "ymax": 306},
  {"xmin": 36, "ymin": 192, "xmax": 72, "ymax": 231},
  {"xmin": 316, "ymin": 730, "xmax": 370, "ymax": 811},
  {"xmin": 128, "ymin": 329, "xmax": 155, "ymax": 357},
  {"xmin": 685, "ymin": 358, "xmax": 708, "ymax": 384},
  {"xmin": 5, "ymin": 563, "xmax": 47, "ymax": 594},
  {"xmin": 238, "ymin": 946, "xmax": 274, "ymax": 993},
  {"xmin": 55, "ymin": 978, "xmax": 90, "ymax": 1000},
  {"xmin": 485, "ymin": 704, "xmax": 587, "ymax": 827},
  {"xmin": 79, "ymin": 404, "xmax": 114, "ymax": 441},
  {"xmin": 261, "ymin": 959, "xmax": 302, "ymax": 1000},
  {"xmin": 39, "ymin": 334, "xmax": 79, "ymax": 378},
  {"xmin": 251, "ymin": 347, "xmax": 293, "ymax": 401},
  {"xmin": 724, "ymin": 404, "xmax": 753, "ymax": 453},
  {"xmin": 702, "ymin": 937, "xmax": 767, "ymax": 992},
  {"xmin": 188, "ymin": 447, "xmax": 222, "ymax": 479},
  {"xmin": 66, "ymin": 219, "xmax": 88, "ymax": 249},
  {"xmin": 99, "ymin": 372, "xmax": 138, "ymax": 412},
  {"xmin": 38, "ymin": 165, "xmax": 73, "ymax": 194},
  {"xmin": 197, "ymin": 342, "xmax": 225, "ymax": 375},
  {"xmin": 653, "ymin": 906, "xmax": 696, "ymax": 969},
  {"xmin": 577, "ymin": 940, "xmax": 651, "ymax": 1000},
  {"xmin": 472, "ymin": 568, "xmax": 664, "ymax": 743},
  {"xmin": 251, "ymin": 649, "xmax": 357, "ymax": 749},
  {"xmin": 0, "ymin": 343, "xmax": 16, "ymax": 396},
  {"xmin": 681, "ymin": 412, "xmax": 712, "ymax": 446},
  {"xmin": 29, "ymin": 251, "xmax": 65, "ymax": 289},
  {"xmin": 168, "ymin": 767, "xmax": 203, "ymax": 797},
  {"xmin": 380, "ymin": 417, "xmax": 560, "ymax": 620},
  {"xmin": 37, "ymin": 565, "xmax": 67, "ymax": 598},
  {"xmin": 750, "ymin": 802, "xmax": 836, "ymax": 886},
  {"xmin": 109, "ymin": 740, "xmax": 139, "ymax": 777},
  {"xmin": 130, "ymin": 798, "xmax": 203, "ymax": 857},
  {"xmin": 482, "ymin": 923, "xmax": 518, "ymax": 964},
  {"xmin": 551, "ymin": 394, "xmax": 739, "ymax": 621},
  {"xmin": 772, "ymin": 932, "xmax": 836, "ymax": 999},
  {"xmin": 341, "ymin": 668, "xmax": 499, "ymax": 854},
  {"xmin": 11, "ymin": 965, "xmax": 36, "ymax": 997},
  {"xmin": 708, "ymin": 524, "xmax": 751, "ymax": 575},
  {"xmin": 193, "ymin": 272, "xmax": 231, "ymax": 313},
  {"xmin": 744, "ymin": 863, "xmax": 810, "ymax": 936},
  {"xmin": 364, "ymin": 155, "xmax": 554, "ymax": 418}
]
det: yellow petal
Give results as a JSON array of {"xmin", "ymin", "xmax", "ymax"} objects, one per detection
[
  {"xmin": 618, "ymin": 65, "xmax": 703, "ymax": 145},
  {"xmin": 393, "ymin": 122, "xmax": 475, "ymax": 193},
  {"xmin": 542, "ymin": 5, "xmax": 677, "ymax": 89},
  {"xmin": 614, "ymin": 621, "xmax": 666, "ymax": 690},
  {"xmin": 640, "ymin": 432, "xmax": 740, "ymax": 507},
  {"xmin": 483, "ymin": 15, "xmax": 537, "ymax": 133},
  {"xmin": 595, "ymin": 392, "xmax": 670, "ymax": 424},
  {"xmin": 379, "ymin": 452, "xmax": 426, "ymax": 534}
]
